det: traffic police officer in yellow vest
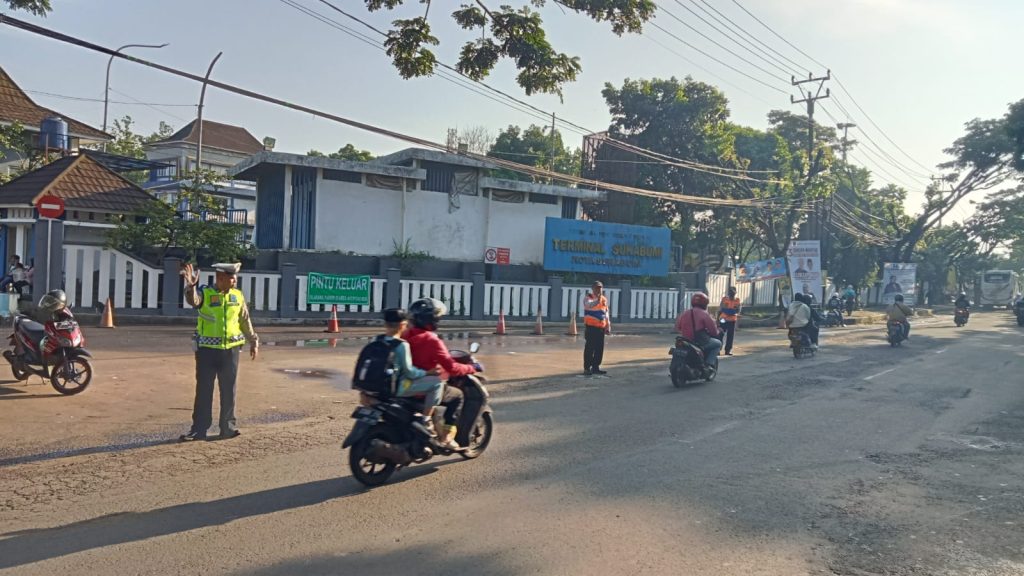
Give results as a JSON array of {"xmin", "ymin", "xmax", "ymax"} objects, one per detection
[
  {"xmin": 179, "ymin": 262, "xmax": 259, "ymax": 441},
  {"xmin": 582, "ymin": 280, "xmax": 612, "ymax": 376}
]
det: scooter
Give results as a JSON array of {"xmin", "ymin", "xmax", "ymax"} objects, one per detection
[
  {"xmin": 824, "ymin": 308, "xmax": 845, "ymax": 328},
  {"xmin": 788, "ymin": 328, "xmax": 816, "ymax": 359},
  {"xmin": 669, "ymin": 336, "xmax": 717, "ymax": 387},
  {"xmin": 887, "ymin": 320, "xmax": 907, "ymax": 347},
  {"xmin": 3, "ymin": 307, "xmax": 93, "ymax": 395},
  {"xmin": 343, "ymin": 342, "xmax": 493, "ymax": 487},
  {"xmin": 954, "ymin": 307, "xmax": 970, "ymax": 327}
]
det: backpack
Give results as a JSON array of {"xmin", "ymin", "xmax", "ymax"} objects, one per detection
[{"xmin": 351, "ymin": 336, "xmax": 402, "ymax": 395}]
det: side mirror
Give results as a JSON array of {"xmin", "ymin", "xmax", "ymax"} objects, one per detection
[{"xmin": 469, "ymin": 342, "xmax": 480, "ymax": 354}]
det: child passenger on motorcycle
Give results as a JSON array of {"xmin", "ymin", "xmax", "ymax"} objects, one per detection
[{"xmin": 380, "ymin": 308, "xmax": 441, "ymax": 422}]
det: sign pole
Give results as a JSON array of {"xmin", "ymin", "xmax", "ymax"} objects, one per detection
[{"xmin": 45, "ymin": 218, "xmax": 52, "ymax": 292}]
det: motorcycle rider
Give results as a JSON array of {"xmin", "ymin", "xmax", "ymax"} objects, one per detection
[
  {"xmin": 887, "ymin": 294, "xmax": 914, "ymax": 340},
  {"xmin": 403, "ymin": 297, "xmax": 480, "ymax": 451},
  {"xmin": 674, "ymin": 292, "xmax": 724, "ymax": 369},
  {"xmin": 786, "ymin": 293, "xmax": 819, "ymax": 348},
  {"xmin": 954, "ymin": 291, "xmax": 971, "ymax": 310},
  {"xmin": 842, "ymin": 284, "xmax": 858, "ymax": 315},
  {"xmin": 827, "ymin": 291, "xmax": 844, "ymax": 325}
]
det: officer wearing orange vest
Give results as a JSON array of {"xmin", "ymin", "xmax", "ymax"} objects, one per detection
[
  {"xmin": 717, "ymin": 286, "xmax": 742, "ymax": 356},
  {"xmin": 582, "ymin": 280, "xmax": 612, "ymax": 376}
]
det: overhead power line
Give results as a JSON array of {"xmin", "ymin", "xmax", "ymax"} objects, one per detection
[
  {"xmin": 26, "ymin": 89, "xmax": 196, "ymax": 107},
  {"xmin": 0, "ymin": 13, "xmax": 789, "ymax": 209},
  {"xmin": 691, "ymin": 0, "xmax": 809, "ymax": 77},
  {"xmin": 676, "ymin": 0, "xmax": 794, "ymax": 78}
]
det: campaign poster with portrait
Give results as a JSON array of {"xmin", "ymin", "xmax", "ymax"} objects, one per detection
[
  {"xmin": 787, "ymin": 240, "xmax": 822, "ymax": 304},
  {"xmin": 735, "ymin": 256, "xmax": 788, "ymax": 283},
  {"xmin": 882, "ymin": 263, "xmax": 917, "ymax": 305}
]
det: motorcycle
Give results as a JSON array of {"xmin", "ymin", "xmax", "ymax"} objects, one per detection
[
  {"xmin": 788, "ymin": 328, "xmax": 816, "ymax": 359},
  {"xmin": 887, "ymin": 320, "xmax": 907, "ymax": 347},
  {"xmin": 954, "ymin": 307, "xmax": 970, "ymax": 327},
  {"xmin": 824, "ymin": 308, "xmax": 844, "ymax": 328},
  {"xmin": 343, "ymin": 342, "xmax": 493, "ymax": 487},
  {"xmin": 843, "ymin": 295, "xmax": 858, "ymax": 316},
  {"xmin": 3, "ymin": 307, "xmax": 93, "ymax": 395},
  {"xmin": 669, "ymin": 336, "xmax": 717, "ymax": 387}
]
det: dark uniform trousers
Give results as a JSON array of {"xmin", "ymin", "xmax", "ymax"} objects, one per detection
[
  {"xmin": 192, "ymin": 346, "xmax": 241, "ymax": 435},
  {"xmin": 583, "ymin": 325, "xmax": 606, "ymax": 372}
]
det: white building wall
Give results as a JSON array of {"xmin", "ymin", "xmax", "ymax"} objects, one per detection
[
  {"xmin": 404, "ymin": 190, "xmax": 488, "ymax": 262},
  {"xmin": 485, "ymin": 199, "xmax": 561, "ymax": 265},
  {"xmin": 315, "ymin": 179, "xmax": 403, "ymax": 256}
]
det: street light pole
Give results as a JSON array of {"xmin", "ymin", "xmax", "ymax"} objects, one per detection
[
  {"xmin": 103, "ymin": 42, "xmax": 169, "ymax": 148},
  {"xmin": 195, "ymin": 52, "xmax": 223, "ymax": 172}
]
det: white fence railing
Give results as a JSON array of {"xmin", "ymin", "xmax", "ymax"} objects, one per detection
[
  {"xmin": 562, "ymin": 286, "xmax": 622, "ymax": 320},
  {"xmin": 630, "ymin": 288, "xmax": 679, "ymax": 320},
  {"xmin": 483, "ymin": 283, "xmax": 550, "ymax": 317},
  {"xmin": 184, "ymin": 270, "xmax": 283, "ymax": 312},
  {"xmin": 297, "ymin": 275, "xmax": 385, "ymax": 313},
  {"xmin": 64, "ymin": 245, "xmax": 162, "ymax": 309},
  {"xmin": 399, "ymin": 279, "xmax": 473, "ymax": 317},
  {"xmin": 706, "ymin": 274, "xmax": 729, "ymax": 303}
]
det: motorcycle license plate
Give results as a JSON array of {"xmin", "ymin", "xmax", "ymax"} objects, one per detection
[{"xmin": 351, "ymin": 406, "xmax": 381, "ymax": 423}]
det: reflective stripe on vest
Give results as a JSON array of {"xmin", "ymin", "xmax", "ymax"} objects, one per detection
[
  {"xmin": 196, "ymin": 287, "xmax": 246, "ymax": 349},
  {"xmin": 720, "ymin": 297, "xmax": 741, "ymax": 321},
  {"xmin": 583, "ymin": 294, "xmax": 608, "ymax": 328}
]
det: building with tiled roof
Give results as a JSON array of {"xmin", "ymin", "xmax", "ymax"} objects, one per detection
[
  {"xmin": 0, "ymin": 66, "xmax": 110, "ymax": 143},
  {"xmin": 0, "ymin": 153, "xmax": 155, "ymax": 261}
]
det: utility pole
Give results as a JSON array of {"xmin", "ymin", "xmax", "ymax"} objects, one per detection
[
  {"xmin": 826, "ymin": 122, "xmax": 857, "ymax": 274},
  {"xmin": 791, "ymin": 71, "xmax": 831, "ymax": 268}
]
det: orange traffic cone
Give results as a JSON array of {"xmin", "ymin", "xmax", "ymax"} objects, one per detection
[
  {"xmin": 566, "ymin": 311, "xmax": 578, "ymax": 336},
  {"xmin": 325, "ymin": 304, "xmax": 341, "ymax": 333},
  {"xmin": 494, "ymin": 309, "xmax": 507, "ymax": 335},
  {"xmin": 99, "ymin": 297, "xmax": 115, "ymax": 329},
  {"xmin": 532, "ymin": 307, "xmax": 544, "ymax": 335}
]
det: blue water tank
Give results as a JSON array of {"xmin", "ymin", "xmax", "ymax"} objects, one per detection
[{"xmin": 39, "ymin": 116, "xmax": 69, "ymax": 151}]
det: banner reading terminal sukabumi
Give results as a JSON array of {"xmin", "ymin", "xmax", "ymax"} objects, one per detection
[
  {"xmin": 543, "ymin": 218, "xmax": 671, "ymax": 277},
  {"xmin": 306, "ymin": 272, "xmax": 372, "ymax": 306},
  {"xmin": 787, "ymin": 240, "xmax": 823, "ymax": 303},
  {"xmin": 881, "ymin": 263, "xmax": 917, "ymax": 305}
]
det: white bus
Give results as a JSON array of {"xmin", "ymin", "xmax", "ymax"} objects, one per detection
[{"xmin": 978, "ymin": 270, "xmax": 1021, "ymax": 308}]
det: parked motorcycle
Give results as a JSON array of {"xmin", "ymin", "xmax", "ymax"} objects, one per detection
[
  {"xmin": 954, "ymin": 307, "xmax": 970, "ymax": 327},
  {"xmin": 788, "ymin": 328, "xmax": 816, "ymax": 359},
  {"xmin": 343, "ymin": 342, "xmax": 493, "ymax": 487},
  {"xmin": 669, "ymin": 336, "xmax": 717, "ymax": 387},
  {"xmin": 824, "ymin": 309, "xmax": 844, "ymax": 328},
  {"xmin": 887, "ymin": 320, "xmax": 907, "ymax": 347},
  {"xmin": 3, "ymin": 307, "xmax": 93, "ymax": 395}
]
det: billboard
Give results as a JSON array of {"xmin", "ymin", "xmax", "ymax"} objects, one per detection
[
  {"xmin": 543, "ymin": 218, "xmax": 671, "ymax": 277},
  {"xmin": 736, "ymin": 256, "xmax": 788, "ymax": 283},
  {"xmin": 787, "ymin": 240, "xmax": 823, "ymax": 303},
  {"xmin": 882, "ymin": 263, "xmax": 917, "ymax": 305}
]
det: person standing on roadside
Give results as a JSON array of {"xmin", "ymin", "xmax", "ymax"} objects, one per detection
[
  {"xmin": 582, "ymin": 281, "xmax": 612, "ymax": 376},
  {"xmin": 717, "ymin": 286, "xmax": 741, "ymax": 356},
  {"xmin": 179, "ymin": 262, "xmax": 259, "ymax": 442}
]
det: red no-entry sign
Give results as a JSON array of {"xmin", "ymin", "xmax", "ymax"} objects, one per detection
[{"xmin": 36, "ymin": 195, "xmax": 65, "ymax": 219}]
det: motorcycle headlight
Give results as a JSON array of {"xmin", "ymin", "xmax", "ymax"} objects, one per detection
[{"xmin": 58, "ymin": 337, "xmax": 74, "ymax": 347}]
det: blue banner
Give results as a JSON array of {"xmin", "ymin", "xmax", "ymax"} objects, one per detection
[{"xmin": 543, "ymin": 218, "xmax": 671, "ymax": 277}]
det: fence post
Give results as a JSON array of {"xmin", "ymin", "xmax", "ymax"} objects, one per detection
[
  {"xmin": 162, "ymin": 257, "xmax": 181, "ymax": 316},
  {"xmin": 279, "ymin": 263, "xmax": 296, "ymax": 318},
  {"xmin": 470, "ymin": 272, "xmax": 485, "ymax": 320},
  {"xmin": 384, "ymin": 268, "xmax": 401, "ymax": 309},
  {"xmin": 548, "ymin": 276, "xmax": 563, "ymax": 321},
  {"xmin": 619, "ymin": 279, "xmax": 632, "ymax": 321}
]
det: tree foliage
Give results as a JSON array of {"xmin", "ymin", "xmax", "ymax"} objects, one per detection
[
  {"xmin": 101, "ymin": 116, "xmax": 175, "ymax": 184},
  {"xmin": 487, "ymin": 123, "xmax": 580, "ymax": 180},
  {"xmin": 107, "ymin": 169, "xmax": 250, "ymax": 264},
  {"xmin": 0, "ymin": 121, "xmax": 59, "ymax": 184},
  {"xmin": 307, "ymin": 143, "xmax": 375, "ymax": 161},
  {"xmin": 2, "ymin": 0, "xmax": 50, "ymax": 16},
  {"xmin": 368, "ymin": 1, "xmax": 655, "ymax": 98}
]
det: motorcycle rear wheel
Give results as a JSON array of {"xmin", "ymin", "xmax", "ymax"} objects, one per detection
[
  {"xmin": 50, "ymin": 357, "xmax": 92, "ymax": 395},
  {"xmin": 11, "ymin": 361, "xmax": 31, "ymax": 381},
  {"xmin": 459, "ymin": 412, "xmax": 493, "ymax": 460},
  {"xmin": 349, "ymin": 425, "xmax": 401, "ymax": 487}
]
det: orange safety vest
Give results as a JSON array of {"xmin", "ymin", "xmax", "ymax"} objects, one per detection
[
  {"xmin": 583, "ymin": 293, "xmax": 609, "ymax": 329},
  {"xmin": 719, "ymin": 296, "xmax": 741, "ymax": 322}
]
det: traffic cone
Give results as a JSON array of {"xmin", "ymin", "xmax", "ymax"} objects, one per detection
[
  {"xmin": 99, "ymin": 297, "xmax": 115, "ymax": 329},
  {"xmin": 532, "ymin": 307, "xmax": 544, "ymax": 335},
  {"xmin": 566, "ymin": 311, "xmax": 578, "ymax": 336},
  {"xmin": 328, "ymin": 338, "xmax": 338, "ymax": 349},
  {"xmin": 325, "ymin": 304, "xmax": 341, "ymax": 333},
  {"xmin": 494, "ymin": 309, "xmax": 507, "ymax": 335}
]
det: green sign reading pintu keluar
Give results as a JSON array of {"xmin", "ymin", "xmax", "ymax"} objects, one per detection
[{"xmin": 307, "ymin": 272, "xmax": 371, "ymax": 306}]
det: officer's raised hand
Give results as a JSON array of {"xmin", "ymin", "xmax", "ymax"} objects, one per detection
[{"xmin": 181, "ymin": 262, "xmax": 200, "ymax": 287}]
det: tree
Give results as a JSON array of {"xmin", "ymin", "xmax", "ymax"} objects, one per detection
[
  {"xmin": 487, "ymin": 124, "xmax": 580, "ymax": 180},
  {"xmin": 107, "ymin": 169, "xmax": 250, "ymax": 263},
  {"xmin": 447, "ymin": 125, "xmax": 494, "ymax": 154},
  {"xmin": 2, "ymin": 0, "xmax": 50, "ymax": 16},
  {"xmin": 367, "ymin": 1, "xmax": 655, "ymax": 98},
  {"xmin": 0, "ymin": 121, "xmax": 60, "ymax": 184},
  {"xmin": 307, "ymin": 143, "xmax": 375, "ymax": 161},
  {"xmin": 101, "ymin": 116, "xmax": 175, "ymax": 184}
]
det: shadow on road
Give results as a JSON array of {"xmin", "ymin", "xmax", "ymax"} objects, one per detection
[{"xmin": 228, "ymin": 545, "xmax": 524, "ymax": 576}]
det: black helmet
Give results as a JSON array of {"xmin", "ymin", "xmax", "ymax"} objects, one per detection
[
  {"xmin": 37, "ymin": 289, "xmax": 67, "ymax": 316},
  {"xmin": 894, "ymin": 294, "xmax": 904, "ymax": 303},
  {"xmin": 408, "ymin": 297, "xmax": 448, "ymax": 331}
]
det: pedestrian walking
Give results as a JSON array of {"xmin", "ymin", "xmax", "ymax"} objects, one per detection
[
  {"xmin": 179, "ymin": 262, "xmax": 259, "ymax": 442},
  {"xmin": 718, "ymin": 286, "xmax": 741, "ymax": 356},
  {"xmin": 582, "ymin": 281, "xmax": 611, "ymax": 376}
]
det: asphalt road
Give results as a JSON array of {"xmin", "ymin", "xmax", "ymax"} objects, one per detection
[{"xmin": 1, "ymin": 312, "xmax": 1022, "ymax": 575}]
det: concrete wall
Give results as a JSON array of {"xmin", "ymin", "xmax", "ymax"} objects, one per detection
[
  {"xmin": 404, "ymin": 189, "xmax": 487, "ymax": 261},
  {"xmin": 485, "ymin": 197, "xmax": 561, "ymax": 265},
  {"xmin": 315, "ymin": 178, "xmax": 403, "ymax": 256}
]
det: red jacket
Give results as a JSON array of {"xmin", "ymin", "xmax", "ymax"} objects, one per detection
[
  {"xmin": 675, "ymin": 308, "xmax": 719, "ymax": 342},
  {"xmin": 402, "ymin": 327, "xmax": 476, "ymax": 378}
]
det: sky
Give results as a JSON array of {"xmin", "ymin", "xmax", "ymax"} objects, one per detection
[{"xmin": 1, "ymin": 0, "xmax": 1022, "ymax": 219}]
